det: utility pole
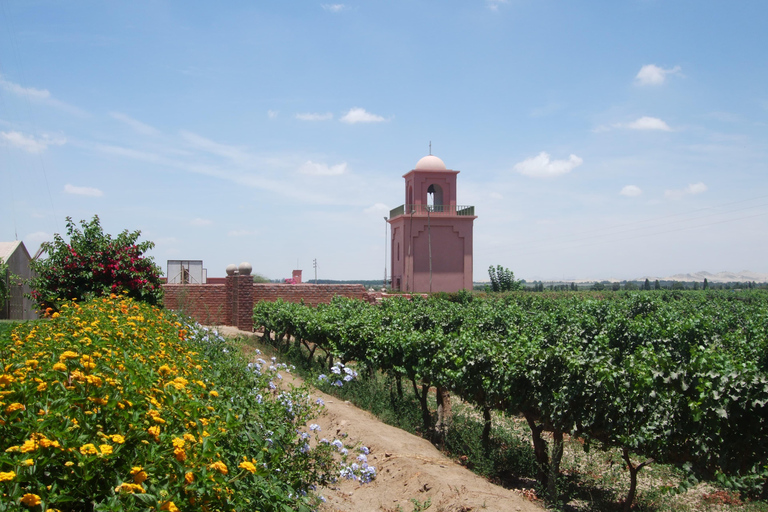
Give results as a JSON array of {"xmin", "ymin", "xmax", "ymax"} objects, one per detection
[
  {"xmin": 383, "ymin": 216, "xmax": 388, "ymax": 290},
  {"xmin": 427, "ymin": 205, "xmax": 432, "ymax": 294},
  {"xmin": 313, "ymin": 259, "xmax": 317, "ymax": 284}
]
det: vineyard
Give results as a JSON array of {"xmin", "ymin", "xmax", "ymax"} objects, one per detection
[{"xmin": 253, "ymin": 291, "xmax": 768, "ymax": 509}]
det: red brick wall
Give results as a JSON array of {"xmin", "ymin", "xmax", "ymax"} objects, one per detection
[
  {"xmin": 162, "ymin": 284, "xmax": 227, "ymax": 325},
  {"xmin": 162, "ymin": 283, "xmax": 372, "ymax": 326},
  {"xmin": 253, "ymin": 284, "xmax": 369, "ymax": 305}
]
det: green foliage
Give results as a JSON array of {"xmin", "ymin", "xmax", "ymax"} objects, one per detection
[
  {"xmin": 488, "ymin": 265, "xmax": 522, "ymax": 292},
  {"xmin": 0, "ymin": 296, "xmax": 337, "ymax": 511},
  {"xmin": 29, "ymin": 216, "xmax": 163, "ymax": 313},
  {"xmin": 252, "ymin": 273, "xmax": 271, "ymax": 284},
  {"xmin": 0, "ymin": 259, "xmax": 8, "ymax": 311},
  {"xmin": 253, "ymin": 291, "xmax": 768, "ymax": 503}
]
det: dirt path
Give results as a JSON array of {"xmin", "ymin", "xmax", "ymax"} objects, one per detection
[{"xmin": 216, "ymin": 326, "xmax": 544, "ymax": 512}]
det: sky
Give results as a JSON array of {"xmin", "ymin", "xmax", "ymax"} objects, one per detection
[{"xmin": 1, "ymin": 0, "xmax": 767, "ymax": 282}]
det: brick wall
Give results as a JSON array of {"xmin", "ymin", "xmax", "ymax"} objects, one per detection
[
  {"xmin": 162, "ymin": 283, "xmax": 372, "ymax": 327},
  {"xmin": 162, "ymin": 284, "xmax": 227, "ymax": 325},
  {"xmin": 253, "ymin": 283, "xmax": 370, "ymax": 305}
]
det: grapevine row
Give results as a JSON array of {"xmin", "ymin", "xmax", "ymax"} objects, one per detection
[{"xmin": 253, "ymin": 291, "xmax": 768, "ymax": 506}]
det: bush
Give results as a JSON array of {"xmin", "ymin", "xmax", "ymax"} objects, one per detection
[
  {"xmin": 30, "ymin": 216, "xmax": 163, "ymax": 313},
  {"xmin": 0, "ymin": 295, "xmax": 340, "ymax": 511}
]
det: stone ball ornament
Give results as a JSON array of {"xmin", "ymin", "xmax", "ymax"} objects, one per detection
[
  {"xmin": 238, "ymin": 262, "xmax": 253, "ymax": 275},
  {"xmin": 225, "ymin": 264, "xmax": 238, "ymax": 275}
]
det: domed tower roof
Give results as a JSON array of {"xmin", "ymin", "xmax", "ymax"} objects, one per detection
[{"xmin": 414, "ymin": 155, "xmax": 447, "ymax": 171}]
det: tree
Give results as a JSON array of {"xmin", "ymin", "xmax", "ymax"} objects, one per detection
[
  {"xmin": 592, "ymin": 281, "xmax": 605, "ymax": 291},
  {"xmin": 654, "ymin": 280, "xmax": 661, "ymax": 290},
  {"xmin": 488, "ymin": 265, "xmax": 522, "ymax": 292},
  {"xmin": 703, "ymin": 278, "xmax": 708, "ymax": 290},
  {"xmin": 624, "ymin": 282, "xmax": 638, "ymax": 291},
  {"xmin": 643, "ymin": 279, "xmax": 651, "ymax": 291},
  {"xmin": 611, "ymin": 282, "xmax": 621, "ymax": 291},
  {"xmin": 0, "ymin": 259, "xmax": 8, "ymax": 311},
  {"xmin": 30, "ymin": 216, "xmax": 163, "ymax": 312}
]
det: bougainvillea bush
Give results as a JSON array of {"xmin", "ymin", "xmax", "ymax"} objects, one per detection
[
  {"xmin": 0, "ymin": 295, "xmax": 340, "ymax": 511},
  {"xmin": 29, "ymin": 216, "xmax": 163, "ymax": 313}
]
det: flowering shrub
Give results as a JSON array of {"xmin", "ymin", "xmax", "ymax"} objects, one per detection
[
  {"xmin": 29, "ymin": 216, "xmax": 163, "ymax": 313},
  {"xmin": 0, "ymin": 295, "xmax": 338, "ymax": 511}
]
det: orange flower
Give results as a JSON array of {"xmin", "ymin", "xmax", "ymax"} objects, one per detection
[{"xmin": 20, "ymin": 494, "xmax": 41, "ymax": 507}]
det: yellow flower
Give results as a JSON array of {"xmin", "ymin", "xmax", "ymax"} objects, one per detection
[
  {"xmin": 25, "ymin": 360, "xmax": 39, "ymax": 369},
  {"xmin": 173, "ymin": 447, "xmax": 186, "ymax": 462},
  {"xmin": 59, "ymin": 350, "xmax": 79, "ymax": 362},
  {"xmin": 53, "ymin": 362, "xmax": 67, "ymax": 371},
  {"xmin": 160, "ymin": 501, "xmax": 179, "ymax": 512},
  {"xmin": 171, "ymin": 437, "xmax": 185, "ymax": 449},
  {"xmin": 22, "ymin": 459, "xmax": 34, "ymax": 466},
  {"xmin": 147, "ymin": 425, "xmax": 160, "ymax": 441},
  {"xmin": 99, "ymin": 444, "xmax": 113, "ymax": 456},
  {"xmin": 208, "ymin": 461, "xmax": 228, "ymax": 475},
  {"xmin": 37, "ymin": 382, "xmax": 48, "ymax": 392},
  {"xmin": 158, "ymin": 365, "xmax": 172, "ymax": 376},
  {"xmin": 110, "ymin": 434, "xmax": 125, "ymax": 444},
  {"xmin": 115, "ymin": 482, "xmax": 145, "ymax": 494},
  {"xmin": 5, "ymin": 403, "xmax": 25, "ymax": 414},
  {"xmin": 20, "ymin": 494, "xmax": 41, "ymax": 507},
  {"xmin": 0, "ymin": 471, "xmax": 16, "ymax": 482},
  {"xmin": 0, "ymin": 374, "xmax": 15, "ymax": 386},
  {"xmin": 209, "ymin": 390, "xmax": 219, "ymax": 398},
  {"xmin": 20, "ymin": 440, "xmax": 37, "ymax": 453},
  {"xmin": 183, "ymin": 433, "xmax": 196, "ymax": 443},
  {"xmin": 238, "ymin": 461, "xmax": 257, "ymax": 473},
  {"xmin": 184, "ymin": 471, "xmax": 194, "ymax": 484},
  {"xmin": 65, "ymin": 461, "xmax": 74, "ymax": 466},
  {"xmin": 132, "ymin": 469, "xmax": 148, "ymax": 484},
  {"xmin": 79, "ymin": 443, "xmax": 98, "ymax": 456}
]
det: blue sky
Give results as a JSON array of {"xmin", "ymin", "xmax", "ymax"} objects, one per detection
[{"xmin": 1, "ymin": 1, "xmax": 767, "ymax": 281}]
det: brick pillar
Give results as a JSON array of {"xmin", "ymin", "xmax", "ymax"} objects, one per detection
[
  {"xmin": 225, "ymin": 270, "xmax": 235, "ymax": 327},
  {"xmin": 235, "ymin": 273, "xmax": 254, "ymax": 331}
]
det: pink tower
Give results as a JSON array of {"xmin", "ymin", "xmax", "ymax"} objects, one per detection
[{"xmin": 388, "ymin": 155, "xmax": 476, "ymax": 293}]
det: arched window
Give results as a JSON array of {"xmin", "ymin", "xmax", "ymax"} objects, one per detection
[{"xmin": 427, "ymin": 184, "xmax": 443, "ymax": 212}]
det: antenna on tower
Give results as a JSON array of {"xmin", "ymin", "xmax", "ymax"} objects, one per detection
[{"xmin": 429, "ymin": 141, "xmax": 432, "ymax": 155}]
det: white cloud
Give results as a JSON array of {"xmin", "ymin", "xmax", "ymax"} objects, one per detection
[
  {"xmin": 64, "ymin": 184, "xmax": 103, "ymax": 197},
  {"xmin": 340, "ymin": 107, "xmax": 387, "ymax": 124},
  {"xmin": 299, "ymin": 160, "xmax": 347, "ymax": 176},
  {"xmin": 268, "ymin": 110, "xmax": 279, "ymax": 119},
  {"xmin": 627, "ymin": 116, "xmax": 672, "ymax": 131},
  {"xmin": 1, "ymin": 131, "xmax": 65, "ymax": 153},
  {"xmin": 487, "ymin": 0, "xmax": 508, "ymax": 10},
  {"xmin": 295, "ymin": 112, "xmax": 333, "ymax": 121},
  {"xmin": 620, "ymin": 185, "xmax": 642, "ymax": 197},
  {"xmin": 0, "ymin": 75, "xmax": 87, "ymax": 115},
  {"xmin": 665, "ymin": 182, "xmax": 708, "ymax": 200},
  {"xmin": 635, "ymin": 64, "xmax": 681, "ymax": 86},
  {"xmin": 490, "ymin": 192, "xmax": 503, "ymax": 199},
  {"xmin": 322, "ymin": 4, "xmax": 346, "ymax": 12},
  {"xmin": 513, "ymin": 152, "xmax": 583, "ymax": 178},
  {"xmin": 109, "ymin": 112, "xmax": 160, "ymax": 135},
  {"xmin": 0, "ymin": 76, "xmax": 50, "ymax": 99},
  {"xmin": 363, "ymin": 203, "xmax": 390, "ymax": 215},
  {"xmin": 190, "ymin": 218, "xmax": 213, "ymax": 226}
]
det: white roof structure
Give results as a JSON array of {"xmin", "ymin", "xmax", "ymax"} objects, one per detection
[
  {"xmin": 414, "ymin": 155, "xmax": 447, "ymax": 171},
  {"xmin": 0, "ymin": 241, "xmax": 23, "ymax": 263}
]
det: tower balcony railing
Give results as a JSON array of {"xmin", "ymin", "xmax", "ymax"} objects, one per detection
[{"xmin": 389, "ymin": 204, "xmax": 475, "ymax": 219}]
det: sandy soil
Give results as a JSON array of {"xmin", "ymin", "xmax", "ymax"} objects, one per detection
[{"xmin": 215, "ymin": 326, "xmax": 544, "ymax": 512}]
